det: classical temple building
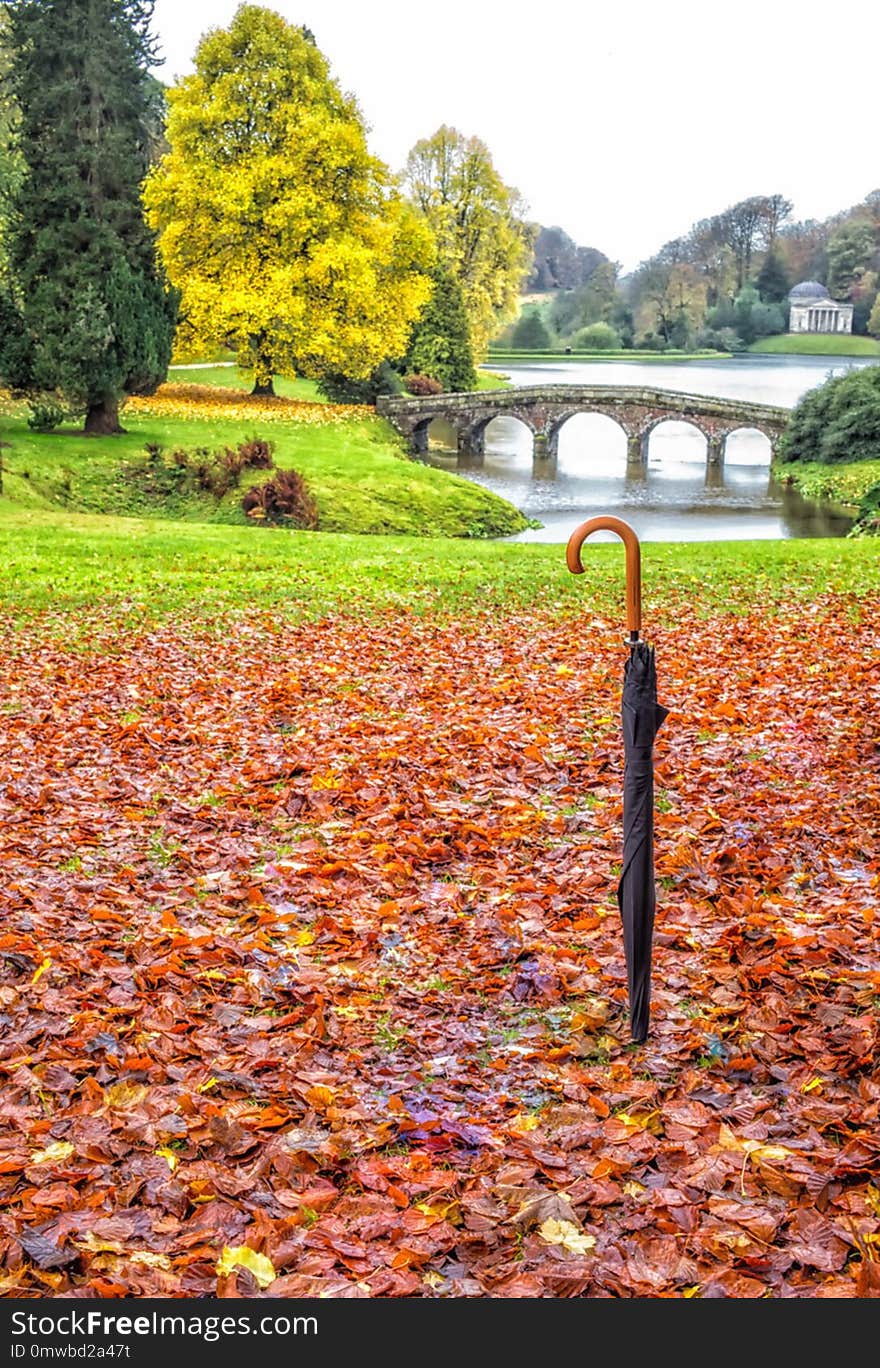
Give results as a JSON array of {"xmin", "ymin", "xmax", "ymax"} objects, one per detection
[{"xmin": 788, "ymin": 280, "xmax": 853, "ymax": 334}]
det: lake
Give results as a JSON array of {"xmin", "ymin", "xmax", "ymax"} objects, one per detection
[{"xmin": 423, "ymin": 353, "xmax": 877, "ymax": 541}]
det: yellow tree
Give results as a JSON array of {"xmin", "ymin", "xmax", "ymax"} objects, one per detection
[
  {"xmin": 403, "ymin": 126, "xmax": 534, "ymax": 356},
  {"xmin": 144, "ymin": 5, "xmax": 433, "ymax": 393}
]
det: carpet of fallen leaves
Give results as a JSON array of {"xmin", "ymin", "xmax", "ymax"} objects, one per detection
[
  {"xmin": 126, "ymin": 384, "xmax": 365, "ymax": 425},
  {"xmin": 0, "ymin": 385, "xmax": 365, "ymax": 426},
  {"xmin": 1, "ymin": 595, "xmax": 879, "ymax": 1299}
]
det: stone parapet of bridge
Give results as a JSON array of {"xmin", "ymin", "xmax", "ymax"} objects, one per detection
[{"xmin": 377, "ymin": 385, "xmax": 790, "ymax": 468}]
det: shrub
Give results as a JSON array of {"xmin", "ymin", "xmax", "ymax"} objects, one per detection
[
  {"xmin": 242, "ymin": 467, "xmax": 318, "ymax": 528},
  {"xmin": 854, "ymin": 479, "xmax": 880, "ymax": 534},
  {"xmin": 750, "ymin": 301, "xmax": 786, "ymax": 339},
  {"xmin": 237, "ymin": 437, "xmax": 274, "ymax": 468},
  {"xmin": 316, "ymin": 361, "xmax": 404, "ymax": 405},
  {"xmin": 695, "ymin": 326, "xmax": 744, "ymax": 353},
  {"xmin": 635, "ymin": 332, "xmax": 666, "ymax": 352},
  {"xmin": 779, "ymin": 365, "xmax": 880, "ymax": 465},
  {"xmin": 572, "ymin": 321, "xmax": 621, "ymax": 351},
  {"xmin": 511, "ymin": 310, "xmax": 552, "ymax": 350},
  {"xmin": 404, "ymin": 373, "xmax": 443, "ymax": 396},
  {"xmin": 27, "ymin": 399, "xmax": 67, "ymax": 432},
  {"xmin": 140, "ymin": 437, "xmax": 277, "ymax": 499}
]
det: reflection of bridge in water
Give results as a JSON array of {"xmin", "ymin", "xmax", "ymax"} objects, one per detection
[{"xmin": 377, "ymin": 385, "xmax": 790, "ymax": 472}]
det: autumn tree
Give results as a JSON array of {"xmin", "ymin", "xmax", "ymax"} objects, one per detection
[
  {"xmin": 759, "ymin": 194, "xmax": 793, "ymax": 247},
  {"xmin": 527, "ymin": 226, "xmax": 579, "ymax": 291},
  {"xmin": 630, "ymin": 244, "xmax": 706, "ymax": 344},
  {"xmin": 684, "ymin": 220, "xmax": 737, "ymax": 307},
  {"xmin": 527, "ymin": 226, "xmax": 607, "ymax": 292},
  {"xmin": 144, "ymin": 5, "xmax": 433, "ymax": 395},
  {"xmin": 0, "ymin": 0, "xmax": 177, "ymax": 434},
  {"xmin": 776, "ymin": 217, "xmax": 828, "ymax": 286},
  {"xmin": 403, "ymin": 126, "xmax": 534, "ymax": 355},
  {"xmin": 405, "ymin": 266, "xmax": 476, "ymax": 391},
  {"xmin": 715, "ymin": 198, "xmax": 768, "ymax": 290},
  {"xmin": 826, "ymin": 219, "xmax": 876, "ymax": 300}
]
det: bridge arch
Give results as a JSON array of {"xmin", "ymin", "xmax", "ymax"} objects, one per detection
[
  {"xmin": 479, "ymin": 410, "xmax": 537, "ymax": 439},
  {"xmin": 412, "ymin": 415, "xmax": 460, "ymax": 454},
  {"xmin": 640, "ymin": 416, "xmax": 713, "ymax": 464},
  {"xmin": 549, "ymin": 410, "xmax": 630, "ymax": 464},
  {"xmin": 723, "ymin": 425, "xmax": 774, "ymax": 464},
  {"xmin": 458, "ymin": 410, "xmax": 537, "ymax": 461}
]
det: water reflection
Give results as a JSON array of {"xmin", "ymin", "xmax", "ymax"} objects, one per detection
[
  {"xmin": 425, "ymin": 410, "xmax": 854, "ymax": 543},
  {"xmin": 492, "ymin": 352, "xmax": 878, "ymax": 407}
]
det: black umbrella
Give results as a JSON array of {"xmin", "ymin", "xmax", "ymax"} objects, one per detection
[{"xmin": 566, "ymin": 516, "xmax": 668, "ymax": 1042}]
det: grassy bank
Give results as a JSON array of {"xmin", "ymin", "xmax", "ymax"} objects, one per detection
[
  {"xmin": 0, "ymin": 390, "xmax": 527, "ymax": 538},
  {"xmin": 775, "ymin": 458, "xmax": 880, "ymax": 535},
  {"xmin": 774, "ymin": 458, "xmax": 880, "ymax": 509},
  {"xmin": 750, "ymin": 334, "xmax": 880, "ymax": 357},
  {"xmin": 1, "ymin": 505, "xmax": 878, "ymax": 625}
]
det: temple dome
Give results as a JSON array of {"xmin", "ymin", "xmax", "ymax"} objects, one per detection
[{"xmin": 789, "ymin": 280, "xmax": 829, "ymax": 301}]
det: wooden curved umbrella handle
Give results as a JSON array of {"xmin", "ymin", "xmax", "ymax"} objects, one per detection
[{"xmin": 566, "ymin": 515, "xmax": 641, "ymax": 637}]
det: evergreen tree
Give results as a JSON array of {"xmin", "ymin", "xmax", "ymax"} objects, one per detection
[
  {"xmin": 405, "ymin": 267, "xmax": 476, "ymax": 391},
  {"xmin": 756, "ymin": 247, "xmax": 791, "ymax": 303},
  {"xmin": 0, "ymin": 0, "xmax": 177, "ymax": 433},
  {"xmin": 0, "ymin": 8, "xmax": 23, "ymax": 288},
  {"xmin": 511, "ymin": 310, "xmax": 552, "ymax": 350}
]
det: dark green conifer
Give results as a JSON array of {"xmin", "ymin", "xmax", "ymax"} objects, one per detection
[
  {"xmin": 406, "ymin": 267, "xmax": 476, "ymax": 392},
  {"xmin": 756, "ymin": 247, "xmax": 791, "ymax": 304},
  {"xmin": 0, "ymin": 0, "xmax": 177, "ymax": 433}
]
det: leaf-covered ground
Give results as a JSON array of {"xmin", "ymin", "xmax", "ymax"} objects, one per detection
[{"xmin": 1, "ymin": 596, "xmax": 879, "ymax": 1298}]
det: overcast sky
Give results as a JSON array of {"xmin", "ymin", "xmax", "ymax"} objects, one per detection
[{"xmin": 151, "ymin": 0, "xmax": 879, "ymax": 271}]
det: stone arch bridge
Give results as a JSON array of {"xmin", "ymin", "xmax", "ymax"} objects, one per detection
[{"xmin": 376, "ymin": 385, "xmax": 789, "ymax": 469}]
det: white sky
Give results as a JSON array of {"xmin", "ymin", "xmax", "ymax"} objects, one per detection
[{"xmin": 151, "ymin": 0, "xmax": 879, "ymax": 271}]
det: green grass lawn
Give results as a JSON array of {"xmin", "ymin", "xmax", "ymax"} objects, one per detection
[
  {"xmin": 1, "ymin": 504, "xmax": 877, "ymax": 626},
  {"xmin": 168, "ymin": 364, "xmax": 511, "ymax": 397},
  {"xmin": 167, "ymin": 364, "xmax": 323, "ymax": 400},
  {"xmin": 749, "ymin": 334, "xmax": 880, "ymax": 357},
  {"xmin": 475, "ymin": 370, "xmax": 511, "ymax": 390},
  {"xmin": 0, "ymin": 406, "xmax": 527, "ymax": 538}
]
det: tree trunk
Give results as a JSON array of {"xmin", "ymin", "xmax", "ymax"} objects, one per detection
[
  {"xmin": 84, "ymin": 396, "xmax": 124, "ymax": 435},
  {"xmin": 251, "ymin": 377, "xmax": 275, "ymax": 397}
]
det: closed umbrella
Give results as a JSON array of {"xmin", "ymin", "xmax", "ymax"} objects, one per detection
[{"xmin": 566, "ymin": 516, "xmax": 668, "ymax": 1042}]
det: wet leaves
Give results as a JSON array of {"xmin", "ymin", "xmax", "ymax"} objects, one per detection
[
  {"xmin": 126, "ymin": 384, "xmax": 363, "ymax": 427},
  {"xmin": 0, "ymin": 595, "xmax": 878, "ymax": 1296}
]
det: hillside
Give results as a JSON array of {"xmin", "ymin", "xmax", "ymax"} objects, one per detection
[{"xmin": 0, "ymin": 385, "xmax": 528, "ymax": 539}]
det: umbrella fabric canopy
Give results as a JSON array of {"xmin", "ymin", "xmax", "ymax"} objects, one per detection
[
  {"xmin": 566, "ymin": 516, "xmax": 667, "ymax": 1042},
  {"xmin": 619, "ymin": 641, "xmax": 668, "ymax": 1041}
]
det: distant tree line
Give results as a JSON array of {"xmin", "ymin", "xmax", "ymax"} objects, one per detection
[{"xmin": 506, "ymin": 191, "xmax": 880, "ymax": 353}]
